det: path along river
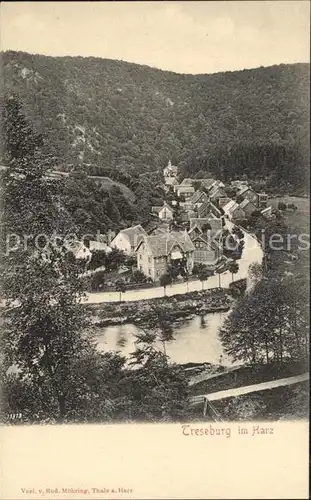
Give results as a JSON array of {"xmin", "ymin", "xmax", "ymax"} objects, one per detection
[{"xmin": 93, "ymin": 222, "xmax": 263, "ymax": 366}]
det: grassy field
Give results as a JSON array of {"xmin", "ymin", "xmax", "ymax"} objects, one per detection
[{"xmin": 268, "ymin": 196, "xmax": 309, "ymax": 233}]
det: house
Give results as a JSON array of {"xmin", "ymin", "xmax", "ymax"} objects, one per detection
[
  {"xmin": 218, "ymin": 196, "xmax": 231, "ymax": 207},
  {"xmin": 65, "ymin": 240, "xmax": 92, "ymax": 261},
  {"xmin": 174, "ymin": 185, "xmax": 195, "ymax": 200},
  {"xmin": 136, "ymin": 231, "xmax": 195, "ymax": 281},
  {"xmin": 111, "ymin": 225, "xmax": 147, "ymax": 255},
  {"xmin": 151, "ymin": 202, "xmax": 174, "ymax": 220},
  {"xmin": 189, "ymin": 231, "xmax": 223, "ymax": 265},
  {"xmin": 180, "ymin": 201, "xmax": 195, "ymax": 212},
  {"xmin": 180, "ymin": 177, "xmax": 215, "ymax": 188},
  {"xmin": 231, "ymin": 180, "xmax": 249, "ymax": 190},
  {"xmin": 223, "ymin": 200, "xmax": 245, "ymax": 220},
  {"xmin": 239, "ymin": 198, "xmax": 257, "ymax": 216},
  {"xmin": 163, "ymin": 160, "xmax": 178, "ymax": 179},
  {"xmin": 258, "ymin": 192, "xmax": 268, "ymax": 209},
  {"xmin": 207, "ymin": 179, "xmax": 225, "ymax": 192},
  {"xmin": 89, "ymin": 240, "xmax": 112, "ymax": 254},
  {"xmin": 163, "ymin": 177, "xmax": 179, "ymax": 189},
  {"xmin": 209, "ymin": 185, "xmax": 227, "ymax": 202},
  {"xmin": 188, "ymin": 190, "xmax": 209, "ymax": 208},
  {"xmin": 237, "ymin": 186, "xmax": 259, "ymax": 207},
  {"xmin": 261, "ymin": 206, "xmax": 273, "ymax": 219},
  {"xmin": 196, "ymin": 200, "xmax": 213, "ymax": 218},
  {"xmin": 196, "ymin": 200, "xmax": 223, "ymax": 219},
  {"xmin": 189, "ymin": 217, "xmax": 223, "ymax": 241}
]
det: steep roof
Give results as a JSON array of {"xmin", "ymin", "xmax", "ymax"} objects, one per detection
[
  {"xmin": 120, "ymin": 224, "xmax": 147, "ymax": 247},
  {"xmin": 223, "ymin": 200, "xmax": 240, "ymax": 214},
  {"xmin": 190, "ymin": 231, "xmax": 221, "ymax": 250},
  {"xmin": 151, "ymin": 202, "xmax": 173, "ymax": 214},
  {"xmin": 137, "ymin": 231, "xmax": 195, "ymax": 257},
  {"xmin": 209, "ymin": 185, "xmax": 226, "ymax": 198},
  {"xmin": 238, "ymin": 185, "xmax": 255, "ymax": 197},
  {"xmin": 189, "ymin": 217, "xmax": 222, "ymax": 239},
  {"xmin": 164, "ymin": 176, "xmax": 178, "ymax": 185},
  {"xmin": 180, "ymin": 178, "xmax": 195, "ymax": 186},
  {"xmin": 189, "ymin": 190, "xmax": 208, "ymax": 205},
  {"xmin": 240, "ymin": 198, "xmax": 257, "ymax": 210},
  {"xmin": 177, "ymin": 185, "xmax": 195, "ymax": 194},
  {"xmin": 180, "ymin": 178, "xmax": 216, "ymax": 188}
]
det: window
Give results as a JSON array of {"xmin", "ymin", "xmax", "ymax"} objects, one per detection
[
  {"xmin": 148, "ymin": 257, "xmax": 151, "ymax": 263},
  {"xmin": 148, "ymin": 268, "xmax": 151, "ymax": 276},
  {"xmin": 139, "ymin": 254, "xmax": 142, "ymax": 260},
  {"xmin": 140, "ymin": 266, "xmax": 143, "ymax": 271}
]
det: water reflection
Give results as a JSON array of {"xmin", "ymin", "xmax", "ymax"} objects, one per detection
[{"xmin": 95, "ymin": 311, "xmax": 234, "ymax": 366}]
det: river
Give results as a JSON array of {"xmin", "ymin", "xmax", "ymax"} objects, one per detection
[
  {"xmin": 95, "ymin": 310, "xmax": 235, "ymax": 366},
  {"xmin": 94, "ymin": 222, "xmax": 262, "ymax": 366}
]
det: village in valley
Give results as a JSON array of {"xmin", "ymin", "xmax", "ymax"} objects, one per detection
[{"xmin": 78, "ymin": 159, "xmax": 271, "ymax": 295}]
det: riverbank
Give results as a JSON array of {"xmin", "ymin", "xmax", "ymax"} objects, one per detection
[{"xmin": 86, "ymin": 288, "xmax": 233, "ymax": 327}]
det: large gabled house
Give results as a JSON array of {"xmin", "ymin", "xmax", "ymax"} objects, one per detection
[
  {"xmin": 237, "ymin": 186, "xmax": 259, "ymax": 207},
  {"xmin": 188, "ymin": 190, "xmax": 209, "ymax": 208},
  {"xmin": 151, "ymin": 202, "xmax": 174, "ymax": 220},
  {"xmin": 174, "ymin": 185, "xmax": 195, "ymax": 200},
  {"xmin": 136, "ymin": 231, "xmax": 195, "ymax": 281},
  {"xmin": 239, "ymin": 198, "xmax": 257, "ymax": 216},
  {"xmin": 180, "ymin": 178, "xmax": 216, "ymax": 190},
  {"xmin": 209, "ymin": 184, "xmax": 227, "ymax": 202},
  {"xmin": 223, "ymin": 200, "xmax": 245, "ymax": 220},
  {"xmin": 189, "ymin": 217, "xmax": 223, "ymax": 241},
  {"xmin": 188, "ymin": 226, "xmax": 223, "ymax": 265},
  {"xmin": 111, "ymin": 224, "xmax": 147, "ymax": 255}
]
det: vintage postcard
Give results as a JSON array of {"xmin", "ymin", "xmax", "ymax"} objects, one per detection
[{"xmin": 0, "ymin": 1, "xmax": 309, "ymax": 499}]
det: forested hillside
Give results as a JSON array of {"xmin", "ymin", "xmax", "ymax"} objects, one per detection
[{"xmin": 1, "ymin": 51, "xmax": 309, "ymax": 193}]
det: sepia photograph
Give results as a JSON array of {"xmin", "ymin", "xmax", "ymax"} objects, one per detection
[{"xmin": 0, "ymin": 0, "xmax": 309, "ymax": 498}]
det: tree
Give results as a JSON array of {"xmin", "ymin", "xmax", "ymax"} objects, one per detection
[
  {"xmin": 216, "ymin": 268, "xmax": 222, "ymax": 288},
  {"xmin": 220, "ymin": 275, "xmax": 309, "ymax": 366},
  {"xmin": 278, "ymin": 201, "xmax": 287, "ymax": 211},
  {"xmin": 115, "ymin": 279, "xmax": 126, "ymax": 303},
  {"xmin": 131, "ymin": 269, "xmax": 147, "ymax": 283},
  {"xmin": 159, "ymin": 272, "xmax": 172, "ymax": 297},
  {"xmin": 1, "ymin": 96, "xmax": 95, "ymax": 421},
  {"xmin": 198, "ymin": 268, "xmax": 213, "ymax": 290},
  {"xmin": 228, "ymin": 261, "xmax": 239, "ymax": 282}
]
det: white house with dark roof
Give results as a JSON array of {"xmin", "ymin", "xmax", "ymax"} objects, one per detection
[
  {"xmin": 111, "ymin": 224, "xmax": 147, "ymax": 255},
  {"xmin": 136, "ymin": 231, "xmax": 195, "ymax": 281},
  {"xmin": 173, "ymin": 184, "xmax": 195, "ymax": 199},
  {"xmin": 151, "ymin": 202, "xmax": 174, "ymax": 220}
]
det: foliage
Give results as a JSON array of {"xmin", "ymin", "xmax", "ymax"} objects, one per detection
[
  {"xmin": 278, "ymin": 201, "xmax": 287, "ymax": 211},
  {"xmin": 2, "ymin": 52, "xmax": 309, "ymax": 195},
  {"xmin": 1, "ymin": 96, "xmax": 94, "ymax": 421},
  {"xmin": 228, "ymin": 261, "xmax": 239, "ymax": 281},
  {"xmin": 159, "ymin": 272, "xmax": 172, "ymax": 295}
]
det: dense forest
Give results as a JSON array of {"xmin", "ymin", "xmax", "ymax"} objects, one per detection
[{"xmin": 1, "ymin": 51, "xmax": 309, "ymax": 195}]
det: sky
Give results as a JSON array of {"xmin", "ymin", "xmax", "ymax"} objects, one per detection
[{"xmin": 1, "ymin": 1, "xmax": 310, "ymax": 74}]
